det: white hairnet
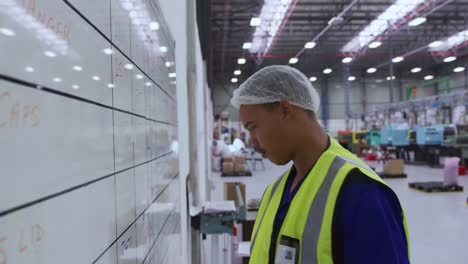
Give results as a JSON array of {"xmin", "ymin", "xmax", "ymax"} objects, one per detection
[{"xmin": 230, "ymin": 65, "xmax": 320, "ymax": 113}]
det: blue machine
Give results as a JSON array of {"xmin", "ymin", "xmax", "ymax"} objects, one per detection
[
  {"xmin": 380, "ymin": 124, "xmax": 409, "ymax": 146},
  {"xmin": 416, "ymin": 124, "xmax": 456, "ymax": 145}
]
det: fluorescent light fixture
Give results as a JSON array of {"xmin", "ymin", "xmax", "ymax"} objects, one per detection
[
  {"xmin": 53, "ymin": 77, "xmax": 62, "ymax": 83},
  {"xmin": 234, "ymin": 70, "xmax": 241, "ymax": 75},
  {"xmin": 44, "ymin": 51, "xmax": 56, "ymax": 57},
  {"xmin": 411, "ymin": 67, "xmax": 422, "ymax": 73},
  {"xmin": 0, "ymin": 28, "xmax": 15, "ymax": 36},
  {"xmin": 392, "ymin": 56, "xmax": 404, "ymax": 63},
  {"xmin": 323, "ymin": 68, "xmax": 332, "ymax": 74},
  {"xmin": 454, "ymin": 67, "xmax": 465, "ymax": 73},
  {"xmin": 367, "ymin": 68, "xmax": 377, "ymax": 73},
  {"xmin": 168, "ymin": 72, "xmax": 176, "ymax": 78},
  {"xmin": 238, "ymin": 58, "xmax": 246, "ymax": 64},
  {"xmin": 249, "ymin": 1, "xmax": 294, "ymax": 55},
  {"xmin": 159, "ymin": 46, "xmax": 168, "ymax": 53},
  {"xmin": 231, "ymin": 78, "xmax": 238, "ymax": 83},
  {"xmin": 342, "ymin": 57, "xmax": 353, "ymax": 63},
  {"xmin": 309, "ymin": 76, "xmax": 317, "ymax": 82},
  {"xmin": 304, "ymin": 42, "xmax": 316, "ymax": 49},
  {"xmin": 124, "ymin": 64, "xmax": 134, "ymax": 70},
  {"xmin": 424, "ymin": 75, "xmax": 434, "ymax": 80},
  {"xmin": 73, "ymin": 65, "xmax": 83, "ymax": 71},
  {"xmin": 103, "ymin": 48, "xmax": 113, "ymax": 55},
  {"xmin": 428, "ymin": 41, "xmax": 442, "ymax": 48},
  {"xmin": 342, "ymin": 0, "xmax": 427, "ymax": 53},
  {"xmin": 250, "ymin": 17, "xmax": 261, "ymax": 26},
  {"xmin": 408, "ymin": 17, "xmax": 426, "ymax": 27},
  {"xmin": 92, "ymin": 75, "xmax": 101, "ymax": 81},
  {"xmin": 145, "ymin": 82, "xmax": 152, "ymax": 86},
  {"xmin": 107, "ymin": 83, "xmax": 115, "ymax": 88},
  {"xmin": 242, "ymin": 42, "xmax": 252, "ymax": 49},
  {"xmin": 72, "ymin": 84, "xmax": 80, "ymax": 89},
  {"xmin": 289, "ymin": 57, "xmax": 298, "ymax": 64},
  {"xmin": 348, "ymin": 76, "xmax": 356, "ymax": 81},
  {"xmin": 443, "ymin": 56, "xmax": 456, "ymax": 63},
  {"xmin": 136, "ymin": 74, "xmax": 144, "ymax": 79},
  {"xmin": 368, "ymin": 41, "xmax": 382, "ymax": 49},
  {"xmin": 24, "ymin": 66, "xmax": 34, "ymax": 73},
  {"xmin": 386, "ymin": 76, "xmax": 396, "ymax": 80},
  {"xmin": 429, "ymin": 29, "xmax": 468, "ymax": 52},
  {"xmin": 149, "ymin": 21, "xmax": 160, "ymax": 31}
]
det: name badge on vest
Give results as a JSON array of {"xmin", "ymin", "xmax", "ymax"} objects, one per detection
[{"xmin": 275, "ymin": 236, "xmax": 299, "ymax": 264}]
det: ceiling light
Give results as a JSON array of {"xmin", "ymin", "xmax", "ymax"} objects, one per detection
[
  {"xmin": 234, "ymin": 70, "xmax": 241, "ymax": 75},
  {"xmin": 443, "ymin": 56, "xmax": 456, "ymax": 63},
  {"xmin": 159, "ymin": 46, "xmax": 168, "ymax": 53},
  {"xmin": 408, "ymin": 17, "xmax": 426, "ymax": 27},
  {"xmin": 124, "ymin": 63, "xmax": 134, "ymax": 70},
  {"xmin": 103, "ymin": 48, "xmax": 113, "ymax": 55},
  {"xmin": 72, "ymin": 84, "xmax": 80, "ymax": 90},
  {"xmin": 368, "ymin": 41, "xmax": 382, "ymax": 49},
  {"xmin": 424, "ymin": 75, "xmax": 434, "ymax": 80},
  {"xmin": 454, "ymin": 67, "xmax": 465, "ymax": 73},
  {"xmin": 53, "ymin": 77, "xmax": 62, "ymax": 83},
  {"xmin": 242, "ymin": 42, "xmax": 252, "ymax": 49},
  {"xmin": 367, "ymin": 68, "xmax": 377, "ymax": 73},
  {"xmin": 250, "ymin": 17, "xmax": 261, "ymax": 26},
  {"xmin": 238, "ymin": 58, "xmax": 246, "ymax": 64},
  {"xmin": 165, "ymin": 62, "xmax": 172, "ymax": 67},
  {"xmin": 342, "ymin": 57, "xmax": 353, "ymax": 64},
  {"xmin": 392, "ymin": 56, "xmax": 404, "ymax": 63},
  {"xmin": 107, "ymin": 83, "xmax": 115, "ymax": 88},
  {"xmin": 428, "ymin": 41, "xmax": 442, "ymax": 48},
  {"xmin": 386, "ymin": 76, "xmax": 396, "ymax": 80},
  {"xmin": 309, "ymin": 76, "xmax": 317, "ymax": 82},
  {"xmin": 24, "ymin": 66, "xmax": 35, "ymax": 73},
  {"xmin": 44, "ymin": 51, "xmax": 56, "ymax": 57},
  {"xmin": 429, "ymin": 29, "xmax": 468, "ymax": 52},
  {"xmin": 168, "ymin": 72, "xmax": 176, "ymax": 78},
  {"xmin": 73, "ymin": 65, "xmax": 83, "ymax": 71},
  {"xmin": 136, "ymin": 74, "xmax": 144, "ymax": 79},
  {"xmin": 0, "ymin": 28, "xmax": 15, "ymax": 36},
  {"xmin": 149, "ymin": 21, "xmax": 160, "ymax": 31},
  {"xmin": 231, "ymin": 78, "xmax": 238, "ymax": 83},
  {"xmin": 92, "ymin": 75, "xmax": 101, "ymax": 81},
  {"xmin": 323, "ymin": 68, "xmax": 332, "ymax": 74},
  {"xmin": 304, "ymin": 42, "xmax": 316, "ymax": 49},
  {"xmin": 145, "ymin": 82, "xmax": 152, "ymax": 86},
  {"xmin": 289, "ymin": 57, "xmax": 298, "ymax": 64},
  {"xmin": 348, "ymin": 76, "xmax": 356, "ymax": 81},
  {"xmin": 411, "ymin": 67, "xmax": 421, "ymax": 73},
  {"xmin": 342, "ymin": 0, "xmax": 427, "ymax": 53}
]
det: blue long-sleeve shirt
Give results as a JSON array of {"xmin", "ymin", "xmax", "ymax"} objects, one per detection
[{"xmin": 272, "ymin": 162, "xmax": 409, "ymax": 263}]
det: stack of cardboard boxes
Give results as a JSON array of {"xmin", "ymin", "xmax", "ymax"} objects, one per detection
[{"xmin": 222, "ymin": 156, "xmax": 247, "ymax": 175}]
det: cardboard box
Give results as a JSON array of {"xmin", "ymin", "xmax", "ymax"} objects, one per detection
[
  {"xmin": 235, "ymin": 163, "xmax": 246, "ymax": 174},
  {"xmin": 383, "ymin": 159, "xmax": 404, "ymax": 175},
  {"xmin": 223, "ymin": 162, "xmax": 234, "ymax": 174},
  {"xmin": 224, "ymin": 182, "xmax": 246, "ymax": 207},
  {"xmin": 233, "ymin": 156, "xmax": 246, "ymax": 164}
]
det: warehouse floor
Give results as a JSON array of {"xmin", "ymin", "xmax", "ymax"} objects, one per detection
[{"xmin": 212, "ymin": 159, "xmax": 468, "ymax": 264}]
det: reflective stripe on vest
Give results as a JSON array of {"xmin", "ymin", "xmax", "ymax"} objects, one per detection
[
  {"xmin": 301, "ymin": 156, "xmax": 346, "ymax": 263},
  {"xmin": 250, "ymin": 173, "xmax": 286, "ymax": 253}
]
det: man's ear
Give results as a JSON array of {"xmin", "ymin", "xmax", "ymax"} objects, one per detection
[{"xmin": 278, "ymin": 99, "xmax": 294, "ymax": 120}]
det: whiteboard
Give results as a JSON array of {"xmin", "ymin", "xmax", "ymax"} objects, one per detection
[{"xmin": 0, "ymin": 0, "xmax": 180, "ymax": 263}]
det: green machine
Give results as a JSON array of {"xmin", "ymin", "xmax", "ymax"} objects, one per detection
[{"xmin": 367, "ymin": 129, "xmax": 381, "ymax": 146}]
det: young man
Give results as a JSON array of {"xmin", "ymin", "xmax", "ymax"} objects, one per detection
[{"xmin": 230, "ymin": 65, "xmax": 410, "ymax": 264}]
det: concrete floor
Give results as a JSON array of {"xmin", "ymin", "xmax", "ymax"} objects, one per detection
[{"xmin": 211, "ymin": 159, "xmax": 468, "ymax": 264}]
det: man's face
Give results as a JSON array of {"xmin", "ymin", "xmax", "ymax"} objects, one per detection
[{"xmin": 239, "ymin": 104, "xmax": 291, "ymax": 165}]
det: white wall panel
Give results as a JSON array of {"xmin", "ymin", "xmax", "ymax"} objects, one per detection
[
  {"xmin": 0, "ymin": 177, "xmax": 116, "ymax": 264},
  {"xmin": 0, "ymin": 0, "xmax": 113, "ymax": 105},
  {"xmin": 115, "ymin": 169, "xmax": 137, "ymax": 236},
  {"xmin": 114, "ymin": 112, "xmax": 135, "ymax": 171},
  {"xmin": 0, "ymin": 81, "xmax": 114, "ymax": 212}
]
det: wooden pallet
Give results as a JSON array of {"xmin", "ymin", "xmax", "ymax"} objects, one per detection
[
  {"xmin": 378, "ymin": 172, "xmax": 407, "ymax": 179},
  {"xmin": 408, "ymin": 181, "xmax": 464, "ymax": 193}
]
